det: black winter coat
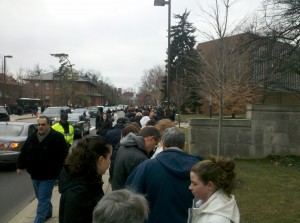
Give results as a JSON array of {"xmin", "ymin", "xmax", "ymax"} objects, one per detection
[
  {"xmin": 97, "ymin": 119, "xmax": 112, "ymax": 137},
  {"xmin": 105, "ymin": 124, "xmax": 123, "ymax": 150},
  {"xmin": 16, "ymin": 128, "xmax": 68, "ymax": 180},
  {"xmin": 59, "ymin": 167, "xmax": 104, "ymax": 223}
]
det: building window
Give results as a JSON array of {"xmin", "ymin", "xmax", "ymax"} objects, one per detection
[
  {"xmin": 44, "ymin": 95, "xmax": 49, "ymax": 102},
  {"xmin": 45, "ymin": 82, "xmax": 49, "ymax": 90},
  {"xmin": 35, "ymin": 82, "xmax": 39, "ymax": 87}
]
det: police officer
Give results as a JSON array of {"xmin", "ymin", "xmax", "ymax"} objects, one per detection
[{"xmin": 52, "ymin": 112, "xmax": 74, "ymax": 148}]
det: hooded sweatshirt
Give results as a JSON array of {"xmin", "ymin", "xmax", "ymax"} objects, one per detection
[
  {"xmin": 188, "ymin": 189, "xmax": 240, "ymax": 223},
  {"xmin": 58, "ymin": 167, "xmax": 104, "ymax": 223},
  {"xmin": 126, "ymin": 148, "xmax": 201, "ymax": 223},
  {"xmin": 111, "ymin": 132, "xmax": 148, "ymax": 190}
]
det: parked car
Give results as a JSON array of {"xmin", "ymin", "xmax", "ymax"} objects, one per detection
[
  {"xmin": 87, "ymin": 106, "xmax": 98, "ymax": 118},
  {"xmin": 116, "ymin": 104, "xmax": 128, "ymax": 111},
  {"xmin": 42, "ymin": 106, "xmax": 71, "ymax": 125},
  {"xmin": 0, "ymin": 106, "xmax": 10, "ymax": 121},
  {"xmin": 72, "ymin": 108, "xmax": 90, "ymax": 120},
  {"xmin": 67, "ymin": 113, "xmax": 90, "ymax": 138},
  {"xmin": 0, "ymin": 122, "xmax": 38, "ymax": 164}
]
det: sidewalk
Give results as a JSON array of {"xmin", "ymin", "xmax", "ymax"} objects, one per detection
[
  {"xmin": 10, "ymin": 114, "xmax": 38, "ymax": 122},
  {"xmin": 8, "ymin": 171, "xmax": 112, "ymax": 223}
]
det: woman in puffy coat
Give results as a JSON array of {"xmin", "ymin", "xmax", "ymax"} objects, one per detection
[{"xmin": 59, "ymin": 136, "xmax": 112, "ymax": 223}]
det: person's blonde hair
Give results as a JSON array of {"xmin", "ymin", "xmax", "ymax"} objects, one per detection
[{"xmin": 155, "ymin": 119, "xmax": 175, "ymax": 135}]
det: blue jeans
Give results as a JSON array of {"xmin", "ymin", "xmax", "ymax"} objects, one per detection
[{"xmin": 32, "ymin": 179, "xmax": 55, "ymax": 223}]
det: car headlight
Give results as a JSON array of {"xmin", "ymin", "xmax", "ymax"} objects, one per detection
[{"xmin": 0, "ymin": 142, "xmax": 20, "ymax": 150}]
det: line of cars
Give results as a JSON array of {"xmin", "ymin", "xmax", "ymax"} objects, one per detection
[
  {"xmin": 0, "ymin": 104, "xmax": 129, "ymax": 164},
  {"xmin": 0, "ymin": 105, "xmax": 40, "ymax": 165},
  {"xmin": 0, "ymin": 121, "xmax": 38, "ymax": 164}
]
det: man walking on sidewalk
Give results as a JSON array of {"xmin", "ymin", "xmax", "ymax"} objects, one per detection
[{"xmin": 16, "ymin": 115, "xmax": 68, "ymax": 223}]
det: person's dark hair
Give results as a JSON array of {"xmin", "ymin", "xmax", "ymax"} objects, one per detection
[
  {"xmin": 65, "ymin": 136, "xmax": 111, "ymax": 180},
  {"xmin": 139, "ymin": 126, "xmax": 161, "ymax": 142},
  {"xmin": 191, "ymin": 157, "xmax": 236, "ymax": 196},
  {"xmin": 92, "ymin": 189, "xmax": 149, "ymax": 223},
  {"xmin": 121, "ymin": 124, "xmax": 139, "ymax": 137},
  {"xmin": 117, "ymin": 117, "xmax": 127, "ymax": 124},
  {"xmin": 127, "ymin": 107, "xmax": 135, "ymax": 113},
  {"xmin": 142, "ymin": 110, "xmax": 149, "ymax": 116},
  {"xmin": 146, "ymin": 119, "xmax": 156, "ymax": 126},
  {"xmin": 100, "ymin": 113, "xmax": 108, "ymax": 121},
  {"xmin": 130, "ymin": 122, "xmax": 141, "ymax": 132},
  {"xmin": 162, "ymin": 127, "xmax": 185, "ymax": 149},
  {"xmin": 38, "ymin": 115, "xmax": 50, "ymax": 124}
]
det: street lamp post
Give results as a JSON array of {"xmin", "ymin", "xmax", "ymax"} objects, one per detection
[
  {"xmin": 3, "ymin": 55, "xmax": 13, "ymax": 105},
  {"xmin": 154, "ymin": 0, "xmax": 171, "ymax": 118}
]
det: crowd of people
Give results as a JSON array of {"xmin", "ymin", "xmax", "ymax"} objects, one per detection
[{"xmin": 15, "ymin": 105, "xmax": 240, "ymax": 223}]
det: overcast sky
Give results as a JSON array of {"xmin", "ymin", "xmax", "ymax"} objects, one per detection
[{"xmin": 1, "ymin": 0, "xmax": 263, "ymax": 91}]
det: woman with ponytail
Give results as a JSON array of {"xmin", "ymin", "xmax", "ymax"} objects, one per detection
[
  {"xmin": 188, "ymin": 157, "xmax": 240, "ymax": 223},
  {"xmin": 59, "ymin": 136, "xmax": 112, "ymax": 223}
]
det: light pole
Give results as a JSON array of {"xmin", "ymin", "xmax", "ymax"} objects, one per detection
[
  {"xmin": 154, "ymin": 0, "xmax": 171, "ymax": 118},
  {"xmin": 3, "ymin": 55, "xmax": 13, "ymax": 105}
]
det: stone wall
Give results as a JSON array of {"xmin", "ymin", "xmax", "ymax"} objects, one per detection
[{"xmin": 188, "ymin": 104, "xmax": 300, "ymax": 158}]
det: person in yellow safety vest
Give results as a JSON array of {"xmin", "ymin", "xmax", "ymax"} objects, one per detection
[{"xmin": 52, "ymin": 112, "xmax": 74, "ymax": 148}]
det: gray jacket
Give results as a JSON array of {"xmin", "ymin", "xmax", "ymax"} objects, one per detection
[{"xmin": 111, "ymin": 133, "xmax": 148, "ymax": 190}]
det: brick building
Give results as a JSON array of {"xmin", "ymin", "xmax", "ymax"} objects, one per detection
[
  {"xmin": 0, "ymin": 73, "xmax": 23, "ymax": 106},
  {"xmin": 197, "ymin": 32, "xmax": 300, "ymax": 115},
  {"xmin": 23, "ymin": 71, "xmax": 103, "ymax": 107}
]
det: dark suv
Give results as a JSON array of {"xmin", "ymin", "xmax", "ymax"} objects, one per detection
[{"xmin": 0, "ymin": 106, "xmax": 10, "ymax": 121}]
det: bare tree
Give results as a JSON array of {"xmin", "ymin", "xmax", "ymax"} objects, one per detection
[
  {"xmin": 138, "ymin": 65, "xmax": 165, "ymax": 106},
  {"xmin": 261, "ymin": 0, "xmax": 300, "ymax": 50},
  {"xmin": 195, "ymin": 0, "xmax": 255, "ymax": 155}
]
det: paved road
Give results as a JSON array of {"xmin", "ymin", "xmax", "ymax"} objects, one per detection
[{"xmin": 0, "ymin": 164, "xmax": 35, "ymax": 223}]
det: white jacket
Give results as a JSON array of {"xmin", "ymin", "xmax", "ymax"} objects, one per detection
[{"xmin": 188, "ymin": 189, "xmax": 240, "ymax": 223}]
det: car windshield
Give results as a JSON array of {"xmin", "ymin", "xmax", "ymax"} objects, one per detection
[
  {"xmin": 0, "ymin": 124, "xmax": 23, "ymax": 136},
  {"xmin": 88, "ymin": 107, "xmax": 97, "ymax": 111},
  {"xmin": 73, "ymin": 109, "xmax": 86, "ymax": 113},
  {"xmin": 43, "ymin": 108, "xmax": 61, "ymax": 114},
  {"xmin": 68, "ymin": 114, "xmax": 80, "ymax": 121}
]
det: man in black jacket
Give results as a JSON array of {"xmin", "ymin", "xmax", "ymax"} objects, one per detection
[{"xmin": 16, "ymin": 115, "xmax": 68, "ymax": 223}]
